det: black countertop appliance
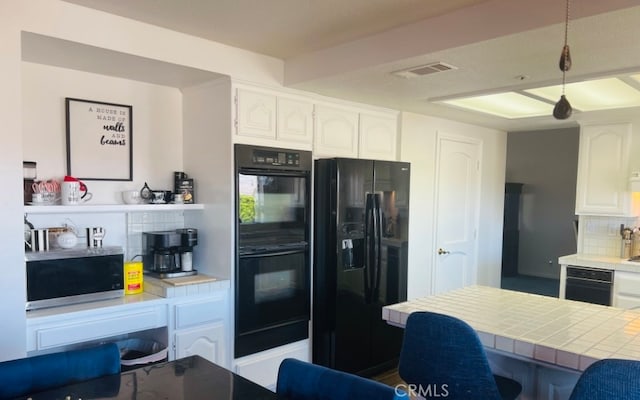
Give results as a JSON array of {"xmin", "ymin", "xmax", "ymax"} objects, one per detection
[{"xmin": 143, "ymin": 228, "xmax": 198, "ymax": 278}]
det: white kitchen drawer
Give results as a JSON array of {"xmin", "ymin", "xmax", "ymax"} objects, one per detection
[
  {"xmin": 29, "ymin": 304, "xmax": 168, "ymax": 351},
  {"xmin": 174, "ymin": 292, "xmax": 227, "ymax": 330}
]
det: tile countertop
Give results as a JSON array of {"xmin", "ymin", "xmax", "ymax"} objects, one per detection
[
  {"xmin": 558, "ymin": 253, "xmax": 640, "ymax": 273},
  {"xmin": 383, "ymin": 285, "xmax": 640, "ymax": 372},
  {"xmin": 143, "ymin": 274, "xmax": 230, "ymax": 298}
]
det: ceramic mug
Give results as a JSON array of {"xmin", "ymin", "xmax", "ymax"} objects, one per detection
[
  {"xmin": 86, "ymin": 226, "xmax": 106, "ymax": 248},
  {"xmin": 30, "ymin": 228, "xmax": 49, "ymax": 251},
  {"xmin": 61, "ymin": 181, "xmax": 93, "ymax": 205}
]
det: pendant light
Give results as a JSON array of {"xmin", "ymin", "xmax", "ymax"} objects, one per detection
[{"xmin": 553, "ymin": 0, "xmax": 572, "ymax": 120}]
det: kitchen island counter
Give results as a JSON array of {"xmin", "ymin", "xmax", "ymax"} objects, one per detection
[
  {"xmin": 559, "ymin": 253, "xmax": 640, "ymax": 273},
  {"xmin": 383, "ymin": 285, "xmax": 640, "ymax": 372}
]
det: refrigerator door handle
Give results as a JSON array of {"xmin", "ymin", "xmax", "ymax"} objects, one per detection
[
  {"xmin": 372, "ymin": 193, "xmax": 382, "ymax": 303},
  {"xmin": 364, "ymin": 193, "xmax": 375, "ymax": 304}
]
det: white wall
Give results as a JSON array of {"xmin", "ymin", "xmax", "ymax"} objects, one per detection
[
  {"xmin": 0, "ymin": 2, "xmax": 28, "ymax": 361},
  {"xmin": 22, "ymin": 62, "xmax": 183, "ymax": 202},
  {"xmin": 505, "ymin": 128, "xmax": 579, "ymax": 279},
  {"xmin": 400, "ymin": 112, "xmax": 507, "ymax": 299},
  {"xmin": 0, "ymin": 0, "xmax": 284, "ymax": 362}
]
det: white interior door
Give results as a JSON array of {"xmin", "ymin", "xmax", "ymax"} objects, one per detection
[{"xmin": 433, "ymin": 133, "xmax": 481, "ymax": 294}]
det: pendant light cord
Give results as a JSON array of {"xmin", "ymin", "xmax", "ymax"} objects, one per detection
[{"xmin": 561, "ymin": 0, "xmax": 571, "ymax": 94}]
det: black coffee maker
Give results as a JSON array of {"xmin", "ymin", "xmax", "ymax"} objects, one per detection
[{"xmin": 142, "ymin": 228, "xmax": 198, "ymax": 278}]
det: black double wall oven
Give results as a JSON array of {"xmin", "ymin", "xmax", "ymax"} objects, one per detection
[{"xmin": 234, "ymin": 144, "xmax": 312, "ymax": 358}]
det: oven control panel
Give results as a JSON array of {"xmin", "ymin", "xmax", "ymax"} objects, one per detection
[{"xmin": 252, "ymin": 149, "xmax": 300, "ymax": 167}]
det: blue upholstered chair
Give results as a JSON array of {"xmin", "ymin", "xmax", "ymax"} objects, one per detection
[
  {"xmin": 0, "ymin": 343, "xmax": 121, "ymax": 399},
  {"xmin": 276, "ymin": 358, "xmax": 403, "ymax": 400},
  {"xmin": 568, "ymin": 358, "xmax": 640, "ymax": 400},
  {"xmin": 398, "ymin": 311, "xmax": 522, "ymax": 400}
]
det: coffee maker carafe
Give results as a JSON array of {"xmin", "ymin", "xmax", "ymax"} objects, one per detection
[{"xmin": 142, "ymin": 228, "xmax": 198, "ymax": 278}]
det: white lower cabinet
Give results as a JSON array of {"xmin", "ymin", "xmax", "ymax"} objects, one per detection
[
  {"xmin": 488, "ymin": 350, "xmax": 580, "ymax": 400},
  {"xmin": 26, "ymin": 284, "xmax": 232, "ymax": 370},
  {"xmin": 613, "ymin": 271, "xmax": 640, "ymax": 309},
  {"xmin": 171, "ymin": 290, "xmax": 230, "ymax": 368},
  {"xmin": 487, "ymin": 351, "xmax": 536, "ymax": 399},
  {"xmin": 234, "ymin": 339, "xmax": 310, "ymax": 391},
  {"xmin": 175, "ymin": 322, "xmax": 225, "ymax": 364},
  {"xmin": 535, "ymin": 366, "xmax": 580, "ymax": 400}
]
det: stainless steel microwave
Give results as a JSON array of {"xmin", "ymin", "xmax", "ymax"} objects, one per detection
[{"xmin": 26, "ymin": 246, "xmax": 124, "ymax": 310}]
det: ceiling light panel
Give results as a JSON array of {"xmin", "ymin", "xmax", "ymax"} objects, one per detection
[
  {"xmin": 525, "ymin": 78, "xmax": 640, "ymax": 111},
  {"xmin": 441, "ymin": 92, "xmax": 553, "ymax": 119}
]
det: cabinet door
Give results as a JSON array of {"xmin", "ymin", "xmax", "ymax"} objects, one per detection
[
  {"xmin": 613, "ymin": 270, "xmax": 640, "ymax": 309},
  {"xmin": 277, "ymin": 96, "xmax": 313, "ymax": 144},
  {"xmin": 234, "ymin": 339, "xmax": 310, "ymax": 390},
  {"xmin": 359, "ymin": 112, "xmax": 398, "ymax": 160},
  {"xmin": 175, "ymin": 322, "xmax": 225, "ymax": 365},
  {"xmin": 575, "ymin": 123, "xmax": 632, "ymax": 215},
  {"xmin": 535, "ymin": 365, "xmax": 580, "ymax": 400},
  {"xmin": 235, "ymin": 88, "xmax": 277, "ymax": 139},
  {"xmin": 313, "ymin": 105, "xmax": 359, "ymax": 158}
]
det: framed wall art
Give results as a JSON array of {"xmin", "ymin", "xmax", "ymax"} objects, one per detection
[{"xmin": 65, "ymin": 97, "xmax": 133, "ymax": 181}]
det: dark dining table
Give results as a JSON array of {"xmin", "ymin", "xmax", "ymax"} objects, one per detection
[{"xmin": 19, "ymin": 356, "xmax": 279, "ymax": 400}]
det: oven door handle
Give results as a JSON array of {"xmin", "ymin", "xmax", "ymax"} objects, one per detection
[
  {"xmin": 238, "ymin": 168, "xmax": 309, "ymax": 178},
  {"xmin": 239, "ymin": 249, "xmax": 306, "ymax": 258}
]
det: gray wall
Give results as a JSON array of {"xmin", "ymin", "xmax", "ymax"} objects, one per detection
[{"xmin": 505, "ymin": 128, "xmax": 579, "ymax": 279}]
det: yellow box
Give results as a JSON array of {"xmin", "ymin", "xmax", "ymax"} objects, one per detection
[{"xmin": 124, "ymin": 261, "xmax": 144, "ymax": 295}]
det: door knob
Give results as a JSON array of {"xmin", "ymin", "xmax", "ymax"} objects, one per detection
[{"xmin": 438, "ymin": 248, "xmax": 450, "ymax": 255}]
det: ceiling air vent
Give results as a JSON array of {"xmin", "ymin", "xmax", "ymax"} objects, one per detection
[{"xmin": 391, "ymin": 62, "xmax": 457, "ymax": 79}]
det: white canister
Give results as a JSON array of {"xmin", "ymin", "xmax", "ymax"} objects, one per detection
[
  {"xmin": 56, "ymin": 231, "xmax": 78, "ymax": 249},
  {"xmin": 180, "ymin": 251, "xmax": 193, "ymax": 271}
]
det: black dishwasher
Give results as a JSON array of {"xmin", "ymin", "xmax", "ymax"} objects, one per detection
[{"xmin": 565, "ymin": 266, "xmax": 612, "ymax": 306}]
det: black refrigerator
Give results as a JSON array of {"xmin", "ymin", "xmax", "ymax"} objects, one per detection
[{"xmin": 313, "ymin": 158, "xmax": 410, "ymax": 376}]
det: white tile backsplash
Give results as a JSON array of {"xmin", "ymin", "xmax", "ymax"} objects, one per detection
[
  {"xmin": 126, "ymin": 211, "xmax": 185, "ymax": 260},
  {"xmin": 579, "ymin": 215, "xmax": 638, "ymax": 257}
]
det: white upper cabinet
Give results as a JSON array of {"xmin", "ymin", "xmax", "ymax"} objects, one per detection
[
  {"xmin": 234, "ymin": 82, "xmax": 398, "ymax": 159},
  {"xmin": 313, "ymin": 104, "xmax": 360, "ymax": 158},
  {"xmin": 235, "ymin": 87, "xmax": 277, "ymax": 139},
  {"xmin": 575, "ymin": 122, "xmax": 633, "ymax": 216},
  {"xmin": 277, "ymin": 96, "xmax": 313, "ymax": 144},
  {"xmin": 358, "ymin": 112, "xmax": 398, "ymax": 160},
  {"xmin": 314, "ymin": 105, "xmax": 399, "ymax": 160},
  {"xmin": 234, "ymin": 85, "xmax": 313, "ymax": 147}
]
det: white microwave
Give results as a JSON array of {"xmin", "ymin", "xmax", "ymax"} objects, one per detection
[{"xmin": 25, "ymin": 246, "xmax": 124, "ymax": 310}]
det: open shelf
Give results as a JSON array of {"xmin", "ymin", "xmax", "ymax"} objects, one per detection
[{"xmin": 24, "ymin": 203, "xmax": 204, "ymax": 214}]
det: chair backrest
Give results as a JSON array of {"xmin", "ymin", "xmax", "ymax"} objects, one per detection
[
  {"xmin": 398, "ymin": 311, "xmax": 502, "ymax": 400},
  {"xmin": 568, "ymin": 359, "xmax": 640, "ymax": 400},
  {"xmin": 276, "ymin": 358, "xmax": 402, "ymax": 400},
  {"xmin": 0, "ymin": 343, "xmax": 121, "ymax": 399}
]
